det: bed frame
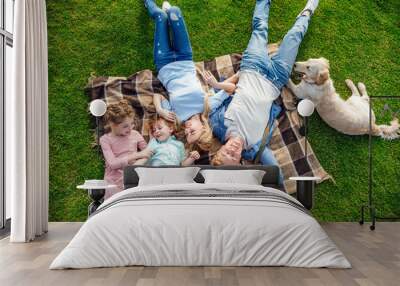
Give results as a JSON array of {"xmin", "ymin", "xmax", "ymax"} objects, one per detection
[
  {"xmin": 85, "ymin": 166, "xmax": 282, "ymax": 216},
  {"xmin": 123, "ymin": 165, "xmax": 282, "ymax": 190}
]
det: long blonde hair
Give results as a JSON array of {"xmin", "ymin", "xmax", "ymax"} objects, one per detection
[{"xmin": 185, "ymin": 93, "xmax": 221, "ymax": 154}]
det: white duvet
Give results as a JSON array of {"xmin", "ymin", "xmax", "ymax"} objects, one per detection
[{"xmin": 50, "ymin": 183, "xmax": 351, "ymax": 269}]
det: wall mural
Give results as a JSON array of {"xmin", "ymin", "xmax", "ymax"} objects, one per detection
[{"xmin": 83, "ymin": 0, "xmax": 400, "ymax": 202}]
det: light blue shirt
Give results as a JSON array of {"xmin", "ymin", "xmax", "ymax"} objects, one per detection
[
  {"xmin": 208, "ymin": 89, "xmax": 232, "ymax": 143},
  {"xmin": 158, "ymin": 61, "xmax": 205, "ymax": 122},
  {"xmin": 161, "ymin": 88, "xmax": 232, "ymax": 143},
  {"xmin": 147, "ymin": 136, "xmax": 186, "ymax": 166}
]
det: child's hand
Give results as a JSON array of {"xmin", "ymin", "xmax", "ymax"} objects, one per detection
[
  {"xmin": 128, "ymin": 149, "xmax": 152, "ymax": 165},
  {"xmin": 158, "ymin": 108, "xmax": 176, "ymax": 122},
  {"xmin": 141, "ymin": 148, "xmax": 154, "ymax": 159},
  {"xmin": 203, "ymin": 71, "xmax": 218, "ymax": 87},
  {"xmin": 189, "ymin": 151, "xmax": 200, "ymax": 160},
  {"xmin": 181, "ymin": 151, "xmax": 201, "ymax": 166}
]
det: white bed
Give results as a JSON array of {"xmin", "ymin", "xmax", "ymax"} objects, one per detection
[{"xmin": 50, "ymin": 182, "xmax": 351, "ymax": 269}]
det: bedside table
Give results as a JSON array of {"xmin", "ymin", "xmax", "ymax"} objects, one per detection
[
  {"xmin": 289, "ymin": 176, "xmax": 320, "ymax": 210},
  {"xmin": 77, "ymin": 181, "xmax": 116, "ymax": 216}
]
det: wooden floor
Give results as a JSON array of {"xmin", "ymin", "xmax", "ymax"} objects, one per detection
[{"xmin": 0, "ymin": 222, "xmax": 399, "ymax": 286}]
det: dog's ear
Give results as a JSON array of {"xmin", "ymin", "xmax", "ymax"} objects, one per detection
[
  {"xmin": 320, "ymin": 57, "xmax": 330, "ymax": 69},
  {"xmin": 316, "ymin": 69, "xmax": 329, "ymax": 85}
]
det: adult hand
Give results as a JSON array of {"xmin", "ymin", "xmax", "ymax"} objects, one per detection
[
  {"xmin": 158, "ymin": 108, "xmax": 176, "ymax": 122},
  {"xmin": 203, "ymin": 70, "xmax": 218, "ymax": 87}
]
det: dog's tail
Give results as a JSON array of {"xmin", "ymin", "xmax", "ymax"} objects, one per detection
[{"xmin": 373, "ymin": 118, "xmax": 400, "ymax": 140}]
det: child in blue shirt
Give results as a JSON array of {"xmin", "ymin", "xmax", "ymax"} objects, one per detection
[{"xmin": 147, "ymin": 117, "xmax": 200, "ymax": 166}]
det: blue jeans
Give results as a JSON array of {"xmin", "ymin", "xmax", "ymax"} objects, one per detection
[
  {"xmin": 260, "ymin": 148, "xmax": 284, "ymax": 186},
  {"xmin": 241, "ymin": 0, "xmax": 312, "ymax": 90},
  {"xmin": 243, "ymin": 143, "xmax": 284, "ymax": 186},
  {"xmin": 144, "ymin": 0, "xmax": 193, "ymax": 71}
]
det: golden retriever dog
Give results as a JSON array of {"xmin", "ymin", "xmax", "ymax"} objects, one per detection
[{"xmin": 287, "ymin": 58, "xmax": 400, "ymax": 139}]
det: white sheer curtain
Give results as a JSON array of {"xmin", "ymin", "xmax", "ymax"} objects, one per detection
[{"xmin": 8, "ymin": 0, "xmax": 49, "ymax": 242}]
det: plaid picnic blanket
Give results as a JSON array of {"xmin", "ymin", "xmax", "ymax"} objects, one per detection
[{"xmin": 85, "ymin": 44, "xmax": 331, "ymax": 194}]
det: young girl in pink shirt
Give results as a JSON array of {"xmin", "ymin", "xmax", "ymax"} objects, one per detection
[{"xmin": 100, "ymin": 100, "xmax": 152, "ymax": 199}]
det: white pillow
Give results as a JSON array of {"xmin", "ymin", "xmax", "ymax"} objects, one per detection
[
  {"xmin": 135, "ymin": 167, "xmax": 201, "ymax": 186},
  {"xmin": 200, "ymin": 169, "xmax": 266, "ymax": 185}
]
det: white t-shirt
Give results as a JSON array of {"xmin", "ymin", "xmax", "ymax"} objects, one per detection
[{"xmin": 224, "ymin": 70, "xmax": 280, "ymax": 149}]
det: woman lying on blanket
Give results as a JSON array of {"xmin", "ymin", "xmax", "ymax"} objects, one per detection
[
  {"xmin": 210, "ymin": 0, "xmax": 319, "ymax": 184},
  {"xmin": 158, "ymin": 71, "xmax": 239, "ymax": 164},
  {"xmin": 144, "ymin": 0, "xmax": 236, "ymax": 163}
]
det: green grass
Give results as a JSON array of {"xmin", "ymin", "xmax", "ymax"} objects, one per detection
[{"xmin": 47, "ymin": 0, "xmax": 400, "ymax": 222}]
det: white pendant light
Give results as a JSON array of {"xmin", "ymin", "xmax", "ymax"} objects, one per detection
[
  {"xmin": 89, "ymin": 99, "xmax": 107, "ymax": 117},
  {"xmin": 297, "ymin": 99, "xmax": 315, "ymax": 117}
]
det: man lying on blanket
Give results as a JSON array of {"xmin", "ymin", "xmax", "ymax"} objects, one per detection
[
  {"xmin": 211, "ymin": 0, "xmax": 319, "ymax": 183},
  {"xmin": 203, "ymin": 71, "xmax": 283, "ymax": 183}
]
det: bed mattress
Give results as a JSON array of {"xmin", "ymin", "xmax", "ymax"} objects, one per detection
[{"xmin": 50, "ymin": 183, "xmax": 351, "ymax": 269}]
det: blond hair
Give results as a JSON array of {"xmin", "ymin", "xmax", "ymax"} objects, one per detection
[
  {"xmin": 196, "ymin": 114, "xmax": 214, "ymax": 150},
  {"xmin": 103, "ymin": 99, "xmax": 135, "ymax": 132},
  {"xmin": 210, "ymin": 149, "xmax": 224, "ymax": 166},
  {"xmin": 185, "ymin": 93, "xmax": 218, "ymax": 152}
]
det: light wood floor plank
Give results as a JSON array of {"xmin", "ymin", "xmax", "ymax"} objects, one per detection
[{"xmin": 0, "ymin": 222, "xmax": 399, "ymax": 286}]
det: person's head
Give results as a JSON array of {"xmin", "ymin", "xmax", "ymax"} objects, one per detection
[
  {"xmin": 150, "ymin": 117, "xmax": 176, "ymax": 142},
  {"xmin": 184, "ymin": 114, "xmax": 214, "ymax": 151},
  {"xmin": 211, "ymin": 136, "xmax": 244, "ymax": 166},
  {"xmin": 104, "ymin": 99, "xmax": 135, "ymax": 136}
]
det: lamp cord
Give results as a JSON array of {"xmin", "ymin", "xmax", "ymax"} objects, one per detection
[
  {"xmin": 305, "ymin": 116, "xmax": 308, "ymax": 160},
  {"xmin": 96, "ymin": 116, "xmax": 100, "ymax": 155}
]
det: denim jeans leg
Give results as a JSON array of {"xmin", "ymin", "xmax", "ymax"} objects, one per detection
[
  {"xmin": 241, "ymin": 0, "xmax": 272, "ymax": 70},
  {"xmin": 260, "ymin": 147, "xmax": 284, "ymax": 186},
  {"xmin": 271, "ymin": 15, "xmax": 311, "ymax": 88},
  {"xmin": 144, "ymin": 0, "xmax": 160, "ymax": 17},
  {"xmin": 145, "ymin": 0, "xmax": 175, "ymax": 71},
  {"xmin": 167, "ymin": 6, "xmax": 193, "ymax": 61}
]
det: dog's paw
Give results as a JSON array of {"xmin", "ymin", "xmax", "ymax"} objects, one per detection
[
  {"xmin": 345, "ymin": 79, "xmax": 354, "ymax": 86},
  {"xmin": 357, "ymin": 82, "xmax": 367, "ymax": 92}
]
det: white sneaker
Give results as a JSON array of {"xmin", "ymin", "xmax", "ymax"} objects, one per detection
[
  {"xmin": 298, "ymin": 0, "xmax": 319, "ymax": 17},
  {"xmin": 162, "ymin": 1, "xmax": 172, "ymax": 12}
]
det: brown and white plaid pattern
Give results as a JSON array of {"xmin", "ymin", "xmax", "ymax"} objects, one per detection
[{"xmin": 85, "ymin": 44, "xmax": 331, "ymax": 194}]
